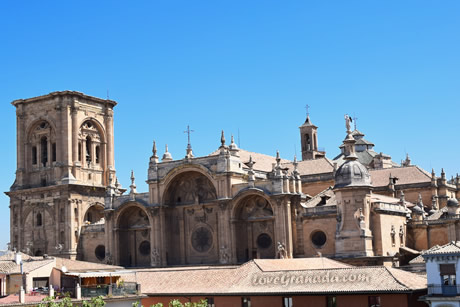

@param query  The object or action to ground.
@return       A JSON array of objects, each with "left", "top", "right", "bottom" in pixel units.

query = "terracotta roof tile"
[
  {"left": 136, "top": 259, "right": 426, "bottom": 295},
  {"left": 238, "top": 150, "right": 291, "bottom": 172},
  {"left": 253, "top": 258, "right": 351, "bottom": 271},
  {"left": 369, "top": 166, "right": 431, "bottom": 187},
  {"left": 0, "top": 258, "right": 54, "bottom": 274},
  {"left": 422, "top": 242, "right": 460, "bottom": 256},
  {"left": 54, "top": 257, "right": 124, "bottom": 272},
  {"left": 282, "top": 158, "right": 334, "bottom": 176}
]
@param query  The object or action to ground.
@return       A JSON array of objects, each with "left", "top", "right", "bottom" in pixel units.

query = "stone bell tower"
[
  {"left": 334, "top": 115, "right": 373, "bottom": 258},
  {"left": 299, "top": 113, "right": 325, "bottom": 161},
  {"left": 6, "top": 91, "right": 117, "bottom": 259}
]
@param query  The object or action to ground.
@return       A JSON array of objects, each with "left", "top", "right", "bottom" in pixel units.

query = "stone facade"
[{"left": 6, "top": 91, "right": 460, "bottom": 268}]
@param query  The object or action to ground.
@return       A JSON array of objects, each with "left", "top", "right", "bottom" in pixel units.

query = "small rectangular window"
[
  {"left": 368, "top": 296, "right": 381, "bottom": 307},
  {"left": 32, "top": 146, "right": 37, "bottom": 165},
  {"left": 205, "top": 298, "right": 215, "bottom": 307},
  {"left": 95, "top": 145, "right": 100, "bottom": 163},
  {"left": 52, "top": 143, "right": 56, "bottom": 162},
  {"left": 242, "top": 297, "right": 251, "bottom": 307},
  {"left": 283, "top": 297, "right": 293, "bottom": 307},
  {"left": 327, "top": 296, "right": 337, "bottom": 307}
]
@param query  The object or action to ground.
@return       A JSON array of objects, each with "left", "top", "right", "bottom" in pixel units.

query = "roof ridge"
[{"left": 384, "top": 267, "right": 410, "bottom": 290}]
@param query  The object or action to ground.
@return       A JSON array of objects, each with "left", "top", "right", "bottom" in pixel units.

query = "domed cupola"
[{"left": 334, "top": 115, "right": 371, "bottom": 189}]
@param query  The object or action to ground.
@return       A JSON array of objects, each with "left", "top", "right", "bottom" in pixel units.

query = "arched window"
[
  {"left": 36, "top": 212, "right": 42, "bottom": 227},
  {"left": 41, "top": 136, "right": 48, "bottom": 166},
  {"left": 52, "top": 143, "right": 56, "bottom": 162},
  {"left": 95, "top": 145, "right": 100, "bottom": 164},
  {"left": 86, "top": 136, "right": 92, "bottom": 163},
  {"left": 305, "top": 134, "right": 311, "bottom": 151},
  {"left": 32, "top": 146, "right": 37, "bottom": 165}
]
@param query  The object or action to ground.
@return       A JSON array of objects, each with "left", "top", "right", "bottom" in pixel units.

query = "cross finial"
[
  {"left": 352, "top": 115, "right": 358, "bottom": 130},
  {"left": 184, "top": 125, "right": 195, "bottom": 158},
  {"left": 184, "top": 125, "right": 194, "bottom": 147},
  {"left": 305, "top": 104, "right": 310, "bottom": 117}
]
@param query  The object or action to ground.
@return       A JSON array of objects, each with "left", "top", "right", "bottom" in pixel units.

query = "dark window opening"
[
  {"left": 32, "top": 146, "right": 37, "bottom": 165},
  {"left": 78, "top": 142, "right": 82, "bottom": 161},
  {"left": 86, "top": 136, "right": 92, "bottom": 163},
  {"left": 41, "top": 178, "right": 47, "bottom": 187},
  {"left": 95, "top": 145, "right": 100, "bottom": 163},
  {"left": 36, "top": 213, "right": 42, "bottom": 227},
  {"left": 305, "top": 134, "right": 311, "bottom": 151},
  {"left": 60, "top": 208, "right": 64, "bottom": 223},
  {"left": 256, "top": 233, "right": 272, "bottom": 249},
  {"left": 205, "top": 298, "right": 215, "bottom": 307},
  {"left": 139, "top": 241, "right": 151, "bottom": 255},
  {"left": 95, "top": 245, "right": 106, "bottom": 261},
  {"left": 368, "top": 296, "right": 381, "bottom": 307},
  {"left": 327, "top": 296, "right": 337, "bottom": 307},
  {"left": 52, "top": 143, "right": 56, "bottom": 162},
  {"left": 35, "top": 250, "right": 43, "bottom": 256},
  {"left": 41, "top": 136, "right": 48, "bottom": 167},
  {"left": 242, "top": 297, "right": 251, "bottom": 307},
  {"left": 60, "top": 231, "right": 65, "bottom": 244},
  {"left": 311, "top": 230, "right": 327, "bottom": 248}
]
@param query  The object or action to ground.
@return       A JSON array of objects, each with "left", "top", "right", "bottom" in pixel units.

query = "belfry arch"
[
  {"left": 233, "top": 194, "right": 276, "bottom": 262},
  {"left": 116, "top": 204, "right": 151, "bottom": 267}
]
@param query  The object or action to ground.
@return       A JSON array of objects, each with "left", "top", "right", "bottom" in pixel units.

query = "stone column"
[
  {"left": 104, "top": 110, "right": 114, "bottom": 170},
  {"left": 71, "top": 104, "right": 79, "bottom": 177}
]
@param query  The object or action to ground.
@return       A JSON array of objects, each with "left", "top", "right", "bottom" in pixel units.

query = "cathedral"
[{"left": 6, "top": 91, "right": 460, "bottom": 268}]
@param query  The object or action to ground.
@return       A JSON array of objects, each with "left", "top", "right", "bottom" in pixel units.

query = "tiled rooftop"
[
  {"left": 422, "top": 242, "right": 460, "bottom": 256},
  {"left": 135, "top": 258, "right": 426, "bottom": 295},
  {"left": 369, "top": 166, "right": 431, "bottom": 187}
]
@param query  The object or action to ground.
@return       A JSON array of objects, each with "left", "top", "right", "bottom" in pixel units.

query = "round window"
[
  {"left": 139, "top": 241, "right": 151, "bottom": 256},
  {"left": 95, "top": 245, "right": 105, "bottom": 261},
  {"left": 257, "top": 233, "right": 272, "bottom": 249},
  {"left": 311, "top": 230, "right": 327, "bottom": 248},
  {"left": 191, "top": 227, "right": 213, "bottom": 253}
]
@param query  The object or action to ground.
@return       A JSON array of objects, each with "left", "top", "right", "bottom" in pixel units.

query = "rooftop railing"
[{"left": 428, "top": 284, "right": 460, "bottom": 297}]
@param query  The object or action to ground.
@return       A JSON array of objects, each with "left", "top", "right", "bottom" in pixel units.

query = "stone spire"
[
  {"left": 129, "top": 170, "right": 137, "bottom": 200},
  {"left": 162, "top": 144, "right": 173, "bottom": 161},
  {"left": 220, "top": 130, "right": 226, "bottom": 147},
  {"left": 151, "top": 140, "right": 159, "bottom": 164},
  {"left": 229, "top": 134, "right": 239, "bottom": 151}
]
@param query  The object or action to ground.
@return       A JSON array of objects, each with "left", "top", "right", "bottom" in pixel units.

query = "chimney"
[{"left": 15, "top": 252, "right": 21, "bottom": 265}]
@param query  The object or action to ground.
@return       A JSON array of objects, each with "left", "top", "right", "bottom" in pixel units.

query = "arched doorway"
[
  {"left": 117, "top": 205, "right": 151, "bottom": 267},
  {"left": 84, "top": 204, "right": 104, "bottom": 224},
  {"left": 163, "top": 171, "right": 217, "bottom": 265},
  {"left": 234, "top": 195, "right": 276, "bottom": 262}
]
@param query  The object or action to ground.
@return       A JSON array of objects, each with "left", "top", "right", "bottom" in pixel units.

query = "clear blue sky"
[{"left": 0, "top": 1, "right": 459, "bottom": 250}]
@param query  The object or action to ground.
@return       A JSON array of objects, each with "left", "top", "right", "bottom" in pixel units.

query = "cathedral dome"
[
  {"left": 447, "top": 198, "right": 459, "bottom": 207},
  {"left": 334, "top": 160, "right": 372, "bottom": 189}
]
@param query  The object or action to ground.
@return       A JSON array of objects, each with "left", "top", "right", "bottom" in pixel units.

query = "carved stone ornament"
[
  {"left": 219, "top": 246, "right": 230, "bottom": 264},
  {"left": 151, "top": 248, "right": 161, "bottom": 266},
  {"left": 191, "top": 226, "right": 213, "bottom": 253}
]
